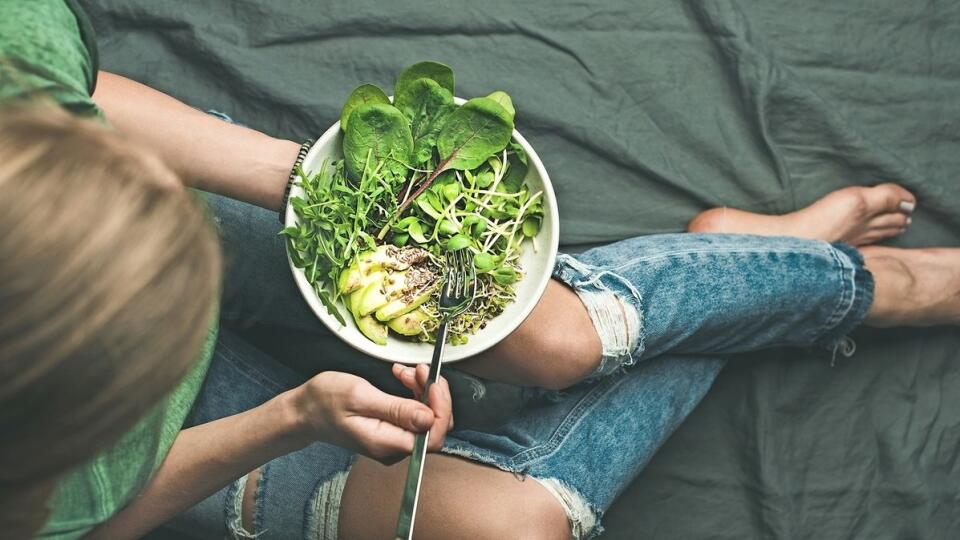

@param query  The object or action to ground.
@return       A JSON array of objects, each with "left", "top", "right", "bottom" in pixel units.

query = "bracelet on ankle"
[{"left": 278, "top": 139, "right": 314, "bottom": 223}]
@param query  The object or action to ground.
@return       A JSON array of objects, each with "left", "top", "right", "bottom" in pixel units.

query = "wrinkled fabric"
[{"left": 86, "top": 1, "right": 960, "bottom": 538}]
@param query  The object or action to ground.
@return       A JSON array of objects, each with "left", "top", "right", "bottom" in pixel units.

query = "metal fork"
[{"left": 395, "top": 249, "right": 476, "bottom": 540}]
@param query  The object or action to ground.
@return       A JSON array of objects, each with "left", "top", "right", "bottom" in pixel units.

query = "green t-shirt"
[
  {"left": 0, "top": 2, "right": 218, "bottom": 538},
  {"left": 0, "top": 0, "right": 98, "bottom": 116}
]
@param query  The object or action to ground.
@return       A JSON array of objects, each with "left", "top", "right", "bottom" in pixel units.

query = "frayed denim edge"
[
  {"left": 553, "top": 254, "right": 644, "bottom": 382},
  {"left": 225, "top": 474, "right": 263, "bottom": 539},
  {"left": 305, "top": 456, "right": 356, "bottom": 540}
]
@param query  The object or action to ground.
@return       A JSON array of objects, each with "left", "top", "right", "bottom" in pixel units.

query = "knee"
[
  {"left": 478, "top": 489, "right": 572, "bottom": 540},
  {"left": 522, "top": 323, "right": 602, "bottom": 391},
  {"left": 686, "top": 207, "right": 727, "bottom": 233}
]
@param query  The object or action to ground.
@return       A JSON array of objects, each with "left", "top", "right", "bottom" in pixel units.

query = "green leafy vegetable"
[
  {"left": 340, "top": 84, "right": 390, "bottom": 132},
  {"left": 342, "top": 103, "right": 413, "bottom": 180},
  {"left": 394, "top": 78, "right": 455, "bottom": 164},
  {"left": 395, "top": 61, "right": 455, "bottom": 100},
  {"left": 485, "top": 91, "right": 515, "bottom": 122},
  {"left": 437, "top": 97, "right": 514, "bottom": 170},
  {"left": 385, "top": 97, "right": 514, "bottom": 226}
]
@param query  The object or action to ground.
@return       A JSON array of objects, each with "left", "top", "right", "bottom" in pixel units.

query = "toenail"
[
  {"left": 906, "top": 217, "right": 912, "bottom": 225},
  {"left": 900, "top": 201, "right": 916, "bottom": 213}
]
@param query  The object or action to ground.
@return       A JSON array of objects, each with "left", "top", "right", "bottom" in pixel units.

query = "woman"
[{"left": 4, "top": 2, "right": 960, "bottom": 539}]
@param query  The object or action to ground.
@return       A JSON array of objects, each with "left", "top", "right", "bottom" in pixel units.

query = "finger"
[
  {"left": 352, "top": 387, "right": 434, "bottom": 432},
  {"left": 355, "top": 421, "right": 417, "bottom": 462},
  {"left": 415, "top": 364, "right": 430, "bottom": 389},
  {"left": 392, "top": 364, "right": 422, "bottom": 398},
  {"left": 426, "top": 378, "right": 454, "bottom": 451}
]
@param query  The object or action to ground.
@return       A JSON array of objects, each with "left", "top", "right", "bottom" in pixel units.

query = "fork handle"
[
  {"left": 394, "top": 321, "right": 449, "bottom": 540},
  {"left": 421, "top": 321, "right": 448, "bottom": 403}
]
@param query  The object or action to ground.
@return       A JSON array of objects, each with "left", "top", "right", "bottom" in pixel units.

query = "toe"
[
  {"left": 868, "top": 212, "right": 911, "bottom": 230},
  {"left": 856, "top": 227, "right": 906, "bottom": 246},
  {"left": 869, "top": 183, "right": 916, "bottom": 214}
]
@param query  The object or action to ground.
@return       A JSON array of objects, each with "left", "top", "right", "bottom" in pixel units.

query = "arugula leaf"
[
  {"left": 342, "top": 103, "right": 413, "bottom": 180},
  {"left": 394, "top": 61, "right": 455, "bottom": 100},
  {"left": 317, "top": 287, "right": 348, "bottom": 326},
  {"left": 340, "top": 84, "right": 390, "bottom": 132}
]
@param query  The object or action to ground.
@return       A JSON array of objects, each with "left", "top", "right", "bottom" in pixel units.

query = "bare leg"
[
  {"left": 688, "top": 183, "right": 916, "bottom": 245},
  {"left": 339, "top": 455, "right": 570, "bottom": 540},
  {"left": 458, "top": 280, "right": 603, "bottom": 390},
  {"left": 459, "top": 183, "right": 950, "bottom": 391},
  {"left": 685, "top": 183, "right": 960, "bottom": 326},
  {"left": 862, "top": 246, "right": 960, "bottom": 327}
]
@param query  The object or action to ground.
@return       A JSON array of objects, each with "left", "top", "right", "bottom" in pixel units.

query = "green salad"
[{"left": 283, "top": 61, "right": 544, "bottom": 345}]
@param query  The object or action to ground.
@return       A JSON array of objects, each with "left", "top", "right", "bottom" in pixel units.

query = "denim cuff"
[{"left": 815, "top": 242, "right": 875, "bottom": 350}]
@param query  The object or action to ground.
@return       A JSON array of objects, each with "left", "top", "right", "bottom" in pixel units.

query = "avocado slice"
[
  {"left": 356, "top": 314, "right": 388, "bottom": 345},
  {"left": 337, "top": 245, "right": 430, "bottom": 294},
  {"left": 375, "top": 286, "right": 434, "bottom": 322},
  {"left": 358, "top": 266, "right": 437, "bottom": 317},
  {"left": 347, "top": 288, "right": 364, "bottom": 320},
  {"left": 357, "top": 279, "right": 390, "bottom": 317},
  {"left": 387, "top": 309, "right": 432, "bottom": 336}
]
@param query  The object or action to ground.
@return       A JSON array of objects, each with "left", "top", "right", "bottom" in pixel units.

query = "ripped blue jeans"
[
  {"left": 168, "top": 115, "right": 874, "bottom": 539},
  {"left": 444, "top": 234, "right": 872, "bottom": 538}
]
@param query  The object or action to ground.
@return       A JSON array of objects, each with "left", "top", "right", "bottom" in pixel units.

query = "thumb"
[{"left": 353, "top": 389, "right": 435, "bottom": 432}]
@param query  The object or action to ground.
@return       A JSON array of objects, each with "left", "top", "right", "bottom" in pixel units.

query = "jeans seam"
[{"left": 814, "top": 246, "right": 857, "bottom": 337}]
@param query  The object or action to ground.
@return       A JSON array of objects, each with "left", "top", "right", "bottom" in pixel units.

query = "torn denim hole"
[
  {"left": 226, "top": 474, "right": 263, "bottom": 539},
  {"left": 532, "top": 477, "right": 601, "bottom": 540},
  {"left": 305, "top": 463, "right": 353, "bottom": 540},
  {"left": 553, "top": 254, "right": 643, "bottom": 381}
]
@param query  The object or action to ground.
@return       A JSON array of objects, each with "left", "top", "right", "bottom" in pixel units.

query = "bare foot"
[
  {"left": 863, "top": 246, "right": 960, "bottom": 327},
  {"left": 688, "top": 183, "right": 917, "bottom": 246}
]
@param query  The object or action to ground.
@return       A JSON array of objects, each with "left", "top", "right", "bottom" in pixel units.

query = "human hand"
[{"left": 289, "top": 368, "right": 453, "bottom": 463}]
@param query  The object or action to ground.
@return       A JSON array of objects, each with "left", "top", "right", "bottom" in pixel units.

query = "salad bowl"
[{"left": 285, "top": 97, "right": 559, "bottom": 364}]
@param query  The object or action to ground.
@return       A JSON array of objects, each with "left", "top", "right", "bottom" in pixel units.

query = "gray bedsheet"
[{"left": 87, "top": 1, "right": 960, "bottom": 537}]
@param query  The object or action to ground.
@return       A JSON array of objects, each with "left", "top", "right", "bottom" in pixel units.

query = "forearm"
[
  {"left": 86, "top": 391, "right": 307, "bottom": 540},
  {"left": 92, "top": 71, "right": 300, "bottom": 210}
]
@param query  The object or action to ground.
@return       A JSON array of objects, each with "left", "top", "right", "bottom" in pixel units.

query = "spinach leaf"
[
  {"left": 340, "top": 84, "right": 390, "bottom": 132},
  {"left": 395, "top": 78, "right": 455, "bottom": 165},
  {"left": 394, "top": 61, "right": 455, "bottom": 100},
  {"left": 437, "top": 97, "right": 514, "bottom": 170},
  {"left": 384, "top": 97, "right": 513, "bottom": 226},
  {"left": 485, "top": 91, "right": 515, "bottom": 122},
  {"left": 342, "top": 103, "right": 413, "bottom": 180}
]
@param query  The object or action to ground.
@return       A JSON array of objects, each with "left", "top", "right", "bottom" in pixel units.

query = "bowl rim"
[{"left": 284, "top": 98, "right": 559, "bottom": 364}]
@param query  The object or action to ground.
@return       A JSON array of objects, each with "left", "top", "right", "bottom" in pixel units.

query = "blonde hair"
[{"left": 0, "top": 104, "right": 222, "bottom": 536}]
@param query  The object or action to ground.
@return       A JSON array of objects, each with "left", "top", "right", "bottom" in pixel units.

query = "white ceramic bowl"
[{"left": 285, "top": 97, "right": 559, "bottom": 364}]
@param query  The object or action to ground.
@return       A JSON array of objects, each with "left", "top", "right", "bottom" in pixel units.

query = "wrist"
[
  {"left": 276, "top": 138, "right": 314, "bottom": 220},
  {"left": 269, "top": 387, "right": 316, "bottom": 451},
  {"left": 265, "top": 138, "right": 303, "bottom": 212}
]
